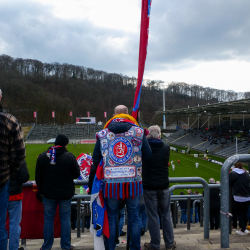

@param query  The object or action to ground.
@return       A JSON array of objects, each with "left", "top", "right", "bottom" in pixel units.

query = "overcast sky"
[{"left": 1, "top": 0, "right": 250, "bottom": 92}]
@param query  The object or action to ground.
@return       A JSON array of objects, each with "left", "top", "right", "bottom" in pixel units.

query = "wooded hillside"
[{"left": 1, "top": 54, "right": 249, "bottom": 125}]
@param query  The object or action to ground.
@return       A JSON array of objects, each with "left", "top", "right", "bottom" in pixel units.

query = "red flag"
[
  {"left": 104, "top": 112, "right": 107, "bottom": 118},
  {"left": 69, "top": 111, "right": 72, "bottom": 117},
  {"left": 52, "top": 111, "right": 55, "bottom": 118},
  {"left": 132, "top": 0, "right": 152, "bottom": 120},
  {"left": 87, "top": 111, "right": 90, "bottom": 117},
  {"left": 34, "top": 111, "right": 36, "bottom": 118}
]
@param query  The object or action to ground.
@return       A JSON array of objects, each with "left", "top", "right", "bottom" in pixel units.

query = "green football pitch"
[{"left": 25, "top": 144, "right": 224, "bottom": 195}]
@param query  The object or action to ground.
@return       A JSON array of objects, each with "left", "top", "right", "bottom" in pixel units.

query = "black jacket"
[
  {"left": 142, "top": 138, "right": 170, "bottom": 190},
  {"left": 35, "top": 146, "right": 80, "bottom": 200},
  {"left": 210, "top": 184, "right": 220, "bottom": 211},
  {"left": 229, "top": 169, "right": 250, "bottom": 197},
  {"left": 89, "top": 122, "right": 152, "bottom": 193},
  {"left": 179, "top": 200, "right": 187, "bottom": 209},
  {"left": 10, "top": 160, "right": 29, "bottom": 196}
]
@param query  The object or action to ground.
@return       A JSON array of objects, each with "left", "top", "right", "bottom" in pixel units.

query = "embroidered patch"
[
  {"left": 133, "top": 155, "right": 141, "bottom": 164},
  {"left": 127, "top": 158, "right": 133, "bottom": 164},
  {"left": 125, "top": 130, "right": 134, "bottom": 137},
  {"left": 109, "top": 137, "right": 133, "bottom": 164},
  {"left": 107, "top": 132, "right": 115, "bottom": 140},
  {"left": 133, "top": 146, "right": 139, "bottom": 153},
  {"left": 101, "top": 139, "right": 108, "bottom": 149},
  {"left": 116, "top": 133, "right": 125, "bottom": 137},
  {"left": 102, "top": 150, "right": 108, "bottom": 157},
  {"left": 104, "top": 166, "right": 136, "bottom": 179},
  {"left": 109, "top": 159, "right": 115, "bottom": 166},
  {"left": 132, "top": 138, "right": 142, "bottom": 146},
  {"left": 135, "top": 128, "right": 143, "bottom": 138},
  {"left": 137, "top": 167, "right": 142, "bottom": 177},
  {"left": 98, "top": 129, "right": 107, "bottom": 138}
]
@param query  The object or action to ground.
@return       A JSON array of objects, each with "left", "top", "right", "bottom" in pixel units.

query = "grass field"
[
  {"left": 26, "top": 143, "right": 224, "bottom": 195},
  {"left": 26, "top": 144, "right": 95, "bottom": 180}
]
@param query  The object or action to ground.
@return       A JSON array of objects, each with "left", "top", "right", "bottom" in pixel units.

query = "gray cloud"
[{"left": 1, "top": 0, "right": 250, "bottom": 79}]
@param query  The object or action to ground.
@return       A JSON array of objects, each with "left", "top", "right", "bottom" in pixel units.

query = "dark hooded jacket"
[
  {"left": 229, "top": 168, "right": 250, "bottom": 197},
  {"left": 10, "top": 160, "right": 29, "bottom": 196},
  {"left": 142, "top": 138, "right": 170, "bottom": 190},
  {"left": 35, "top": 146, "right": 80, "bottom": 200},
  {"left": 89, "top": 122, "right": 152, "bottom": 193}
]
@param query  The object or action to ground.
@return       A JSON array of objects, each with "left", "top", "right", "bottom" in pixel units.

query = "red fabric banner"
[
  {"left": 132, "top": 0, "right": 152, "bottom": 120},
  {"left": 52, "top": 111, "right": 55, "bottom": 118},
  {"left": 6, "top": 186, "right": 61, "bottom": 239},
  {"left": 87, "top": 111, "right": 90, "bottom": 117},
  {"left": 34, "top": 111, "right": 36, "bottom": 118}
]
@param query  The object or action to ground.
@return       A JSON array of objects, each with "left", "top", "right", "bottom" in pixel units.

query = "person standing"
[
  {"left": 0, "top": 90, "right": 26, "bottom": 250},
  {"left": 35, "top": 134, "right": 80, "bottom": 250},
  {"left": 8, "top": 160, "right": 29, "bottom": 250},
  {"left": 179, "top": 192, "right": 187, "bottom": 224},
  {"left": 90, "top": 105, "right": 152, "bottom": 250},
  {"left": 229, "top": 162, "right": 250, "bottom": 235},
  {"left": 209, "top": 178, "right": 220, "bottom": 229},
  {"left": 187, "top": 190, "right": 194, "bottom": 223},
  {"left": 142, "top": 125, "right": 176, "bottom": 250},
  {"left": 195, "top": 162, "right": 199, "bottom": 169}
]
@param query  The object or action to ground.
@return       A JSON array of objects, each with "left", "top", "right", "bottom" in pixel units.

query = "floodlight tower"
[{"left": 162, "top": 82, "right": 168, "bottom": 129}]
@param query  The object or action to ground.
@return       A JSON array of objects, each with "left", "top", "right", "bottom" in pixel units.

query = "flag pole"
[{"left": 132, "top": 0, "right": 152, "bottom": 121}]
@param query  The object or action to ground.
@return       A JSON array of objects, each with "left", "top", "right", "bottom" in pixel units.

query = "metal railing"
[{"left": 169, "top": 177, "right": 210, "bottom": 239}]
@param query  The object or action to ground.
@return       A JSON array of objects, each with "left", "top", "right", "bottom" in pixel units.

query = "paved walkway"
[{"left": 20, "top": 224, "right": 250, "bottom": 250}]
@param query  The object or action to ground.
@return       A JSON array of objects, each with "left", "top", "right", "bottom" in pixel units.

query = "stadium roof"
[{"left": 156, "top": 98, "right": 250, "bottom": 117}]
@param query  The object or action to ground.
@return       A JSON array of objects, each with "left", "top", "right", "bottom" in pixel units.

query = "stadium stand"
[
  {"left": 165, "top": 120, "right": 250, "bottom": 158},
  {"left": 26, "top": 124, "right": 103, "bottom": 142}
]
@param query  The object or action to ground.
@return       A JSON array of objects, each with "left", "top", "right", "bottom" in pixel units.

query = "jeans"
[
  {"left": 42, "top": 197, "right": 72, "bottom": 250},
  {"left": 139, "top": 204, "right": 147, "bottom": 229},
  {"left": 8, "top": 200, "right": 22, "bottom": 250},
  {"left": 119, "top": 207, "right": 125, "bottom": 234},
  {"left": 180, "top": 209, "right": 187, "bottom": 223},
  {"left": 105, "top": 196, "right": 140, "bottom": 250},
  {"left": 0, "top": 181, "right": 10, "bottom": 250},
  {"left": 195, "top": 206, "right": 199, "bottom": 223},
  {"left": 247, "top": 205, "right": 250, "bottom": 225},
  {"left": 235, "top": 200, "right": 249, "bottom": 232},
  {"left": 144, "top": 189, "right": 174, "bottom": 249}
]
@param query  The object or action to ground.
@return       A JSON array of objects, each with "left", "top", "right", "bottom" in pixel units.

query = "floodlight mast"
[{"left": 163, "top": 88, "right": 166, "bottom": 129}]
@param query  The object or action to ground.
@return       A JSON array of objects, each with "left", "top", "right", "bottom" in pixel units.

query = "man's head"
[
  {"left": 147, "top": 125, "right": 161, "bottom": 139},
  {"left": 188, "top": 189, "right": 192, "bottom": 194},
  {"left": 216, "top": 181, "right": 220, "bottom": 184},
  {"left": 114, "top": 105, "right": 128, "bottom": 116},
  {"left": 55, "top": 134, "right": 69, "bottom": 147},
  {"left": 209, "top": 178, "right": 215, "bottom": 184},
  {"left": 194, "top": 191, "right": 198, "bottom": 195}
]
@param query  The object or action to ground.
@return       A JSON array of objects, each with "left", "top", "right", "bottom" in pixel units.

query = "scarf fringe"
[{"left": 103, "top": 181, "right": 142, "bottom": 199}]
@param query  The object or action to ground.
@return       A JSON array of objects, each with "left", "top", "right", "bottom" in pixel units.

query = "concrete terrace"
[{"left": 20, "top": 223, "right": 250, "bottom": 250}]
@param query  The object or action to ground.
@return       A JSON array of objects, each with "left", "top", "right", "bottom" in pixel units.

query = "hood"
[
  {"left": 233, "top": 168, "right": 246, "bottom": 175},
  {"left": 108, "top": 122, "right": 133, "bottom": 134},
  {"left": 148, "top": 138, "right": 163, "bottom": 153}
]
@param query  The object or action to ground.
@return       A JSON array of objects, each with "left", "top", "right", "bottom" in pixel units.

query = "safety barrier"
[{"left": 169, "top": 177, "right": 210, "bottom": 239}]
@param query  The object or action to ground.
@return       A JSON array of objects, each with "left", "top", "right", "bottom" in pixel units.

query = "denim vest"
[{"left": 97, "top": 126, "right": 143, "bottom": 199}]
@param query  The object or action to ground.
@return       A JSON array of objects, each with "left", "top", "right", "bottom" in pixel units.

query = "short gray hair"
[
  {"left": 147, "top": 125, "right": 161, "bottom": 139},
  {"left": 209, "top": 178, "right": 215, "bottom": 184}
]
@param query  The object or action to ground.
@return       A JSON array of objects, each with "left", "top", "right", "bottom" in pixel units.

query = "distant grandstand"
[
  {"left": 158, "top": 98, "right": 250, "bottom": 158},
  {"left": 26, "top": 124, "right": 103, "bottom": 142}
]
